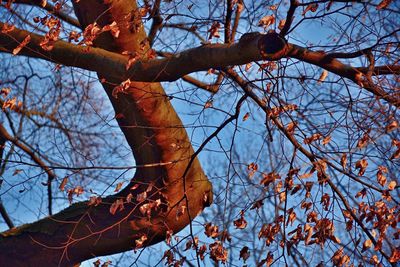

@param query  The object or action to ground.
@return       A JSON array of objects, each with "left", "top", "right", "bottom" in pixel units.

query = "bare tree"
[{"left": 0, "top": 0, "right": 399, "bottom": 266}]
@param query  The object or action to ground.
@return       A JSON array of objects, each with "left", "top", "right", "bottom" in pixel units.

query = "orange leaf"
[
  {"left": 357, "top": 130, "right": 370, "bottom": 149},
  {"left": 340, "top": 153, "right": 347, "bottom": 169},
  {"left": 135, "top": 234, "right": 147, "bottom": 249},
  {"left": 0, "top": 87, "right": 11, "bottom": 97},
  {"left": 362, "top": 239, "right": 373, "bottom": 252},
  {"left": 59, "top": 177, "right": 68, "bottom": 191},
  {"left": 355, "top": 159, "right": 368, "bottom": 176},
  {"left": 299, "top": 172, "right": 312, "bottom": 179},
  {"left": 102, "top": 21, "right": 120, "bottom": 38},
  {"left": 258, "top": 15, "right": 275, "bottom": 29},
  {"left": 386, "top": 120, "right": 398, "bottom": 132},
  {"left": 317, "top": 70, "right": 328, "bottom": 84},
  {"left": 126, "top": 193, "right": 133, "bottom": 203},
  {"left": 376, "top": 170, "right": 386, "bottom": 186},
  {"left": 88, "top": 196, "right": 101, "bottom": 206},
  {"left": 304, "top": 133, "right": 322, "bottom": 144},
  {"left": 388, "top": 180, "right": 396, "bottom": 190},
  {"left": 114, "top": 182, "right": 123, "bottom": 192},
  {"left": 355, "top": 188, "right": 367, "bottom": 198},
  {"left": 389, "top": 248, "right": 400, "bottom": 263},
  {"left": 390, "top": 148, "right": 400, "bottom": 159},
  {"left": 302, "top": 3, "right": 318, "bottom": 16},
  {"left": 242, "top": 112, "right": 250, "bottom": 121},
  {"left": 322, "top": 135, "right": 331, "bottom": 145},
  {"left": 204, "top": 100, "right": 213, "bottom": 109},
  {"left": 204, "top": 222, "right": 219, "bottom": 238},
  {"left": 109, "top": 199, "right": 124, "bottom": 215},
  {"left": 208, "top": 22, "right": 221, "bottom": 39},
  {"left": 260, "top": 171, "right": 280, "bottom": 186},
  {"left": 247, "top": 162, "right": 258, "bottom": 178},
  {"left": 287, "top": 209, "right": 297, "bottom": 226},
  {"left": 1, "top": 23, "right": 15, "bottom": 34},
  {"left": 136, "top": 191, "right": 147, "bottom": 202},
  {"left": 286, "top": 121, "right": 297, "bottom": 134},
  {"left": 233, "top": 211, "right": 247, "bottom": 229},
  {"left": 266, "top": 252, "right": 273, "bottom": 267},
  {"left": 239, "top": 246, "right": 250, "bottom": 262},
  {"left": 245, "top": 63, "right": 252, "bottom": 72},
  {"left": 269, "top": 5, "right": 277, "bottom": 10},
  {"left": 376, "top": 0, "right": 392, "bottom": 10}
]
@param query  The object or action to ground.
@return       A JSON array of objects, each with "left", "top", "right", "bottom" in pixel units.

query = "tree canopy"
[{"left": 0, "top": 0, "right": 399, "bottom": 266}]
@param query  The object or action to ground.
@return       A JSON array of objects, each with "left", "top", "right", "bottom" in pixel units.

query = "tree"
[{"left": 0, "top": 0, "right": 398, "bottom": 266}]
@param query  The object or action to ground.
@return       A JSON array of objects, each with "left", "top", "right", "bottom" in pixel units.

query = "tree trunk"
[{"left": 0, "top": 0, "right": 212, "bottom": 266}]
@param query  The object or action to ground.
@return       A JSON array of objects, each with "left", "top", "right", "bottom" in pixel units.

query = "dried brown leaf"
[
  {"left": 317, "top": 70, "right": 328, "bottom": 84},
  {"left": 376, "top": 0, "right": 392, "bottom": 10},
  {"left": 59, "top": 177, "right": 68, "bottom": 191},
  {"left": 258, "top": 15, "right": 275, "bottom": 28}
]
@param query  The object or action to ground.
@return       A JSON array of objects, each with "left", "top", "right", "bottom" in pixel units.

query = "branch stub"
[{"left": 258, "top": 31, "right": 288, "bottom": 60}]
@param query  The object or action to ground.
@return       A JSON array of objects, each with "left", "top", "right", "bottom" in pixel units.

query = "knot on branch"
[{"left": 258, "top": 31, "right": 288, "bottom": 60}]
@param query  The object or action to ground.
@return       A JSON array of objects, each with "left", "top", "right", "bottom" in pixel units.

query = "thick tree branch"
[
  {"left": 287, "top": 44, "right": 400, "bottom": 107},
  {"left": 0, "top": 23, "right": 398, "bottom": 105},
  {"left": 0, "top": 0, "right": 213, "bottom": 265}
]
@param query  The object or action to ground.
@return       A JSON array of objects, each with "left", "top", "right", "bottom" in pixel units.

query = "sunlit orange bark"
[{"left": 0, "top": 0, "right": 212, "bottom": 266}]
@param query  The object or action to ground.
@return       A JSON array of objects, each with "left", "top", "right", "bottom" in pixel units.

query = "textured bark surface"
[
  {"left": 0, "top": 0, "right": 212, "bottom": 266},
  {"left": 1, "top": 23, "right": 397, "bottom": 108}
]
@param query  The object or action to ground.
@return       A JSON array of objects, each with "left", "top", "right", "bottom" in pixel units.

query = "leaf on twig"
[
  {"left": 302, "top": 4, "right": 318, "bottom": 16},
  {"left": 317, "top": 70, "right": 328, "bottom": 84},
  {"left": 208, "top": 22, "right": 221, "bottom": 39},
  {"left": 355, "top": 159, "right": 368, "bottom": 176},
  {"left": 385, "top": 120, "right": 398, "bottom": 132},
  {"left": 258, "top": 15, "right": 275, "bottom": 29},
  {"left": 322, "top": 135, "right": 331, "bottom": 145},
  {"left": 239, "top": 246, "right": 250, "bottom": 262},
  {"left": 1, "top": 23, "right": 15, "bottom": 34},
  {"left": 304, "top": 133, "right": 322, "bottom": 144},
  {"left": 109, "top": 199, "right": 124, "bottom": 215},
  {"left": 114, "top": 182, "right": 123, "bottom": 192},
  {"left": 388, "top": 180, "right": 396, "bottom": 190},
  {"left": 286, "top": 121, "right": 297, "bottom": 135},
  {"left": 357, "top": 130, "right": 370, "bottom": 149},
  {"left": 59, "top": 177, "right": 68, "bottom": 191},
  {"left": 376, "top": 0, "right": 392, "bottom": 10},
  {"left": 233, "top": 210, "right": 247, "bottom": 229},
  {"left": 242, "top": 112, "right": 250, "bottom": 121}
]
